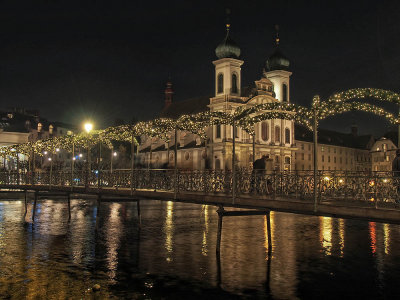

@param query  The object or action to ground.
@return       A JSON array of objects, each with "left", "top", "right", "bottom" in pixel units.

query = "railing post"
[
  {"left": 313, "top": 107, "right": 319, "bottom": 212},
  {"left": 131, "top": 135, "right": 135, "bottom": 195},
  {"left": 174, "top": 128, "right": 178, "bottom": 199},
  {"left": 49, "top": 153, "right": 53, "bottom": 189},
  {"left": 232, "top": 121, "right": 236, "bottom": 204}
]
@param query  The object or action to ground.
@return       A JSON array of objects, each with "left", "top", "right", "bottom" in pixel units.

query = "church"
[
  {"left": 137, "top": 23, "right": 296, "bottom": 171},
  {"left": 137, "top": 24, "right": 375, "bottom": 172}
]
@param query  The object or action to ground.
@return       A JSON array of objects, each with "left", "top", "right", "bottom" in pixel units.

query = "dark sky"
[{"left": 1, "top": 0, "right": 400, "bottom": 136}]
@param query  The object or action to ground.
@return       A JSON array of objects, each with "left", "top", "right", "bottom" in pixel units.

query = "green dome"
[
  {"left": 265, "top": 48, "right": 290, "bottom": 71},
  {"left": 215, "top": 27, "right": 241, "bottom": 59}
]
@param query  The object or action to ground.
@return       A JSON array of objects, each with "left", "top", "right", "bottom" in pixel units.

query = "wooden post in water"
[
  {"left": 266, "top": 210, "right": 272, "bottom": 255},
  {"left": 95, "top": 194, "right": 101, "bottom": 230},
  {"left": 32, "top": 191, "right": 38, "bottom": 222},
  {"left": 24, "top": 190, "right": 27, "bottom": 216},
  {"left": 216, "top": 205, "right": 225, "bottom": 254},
  {"left": 137, "top": 200, "right": 142, "bottom": 228},
  {"left": 67, "top": 193, "right": 71, "bottom": 221}
]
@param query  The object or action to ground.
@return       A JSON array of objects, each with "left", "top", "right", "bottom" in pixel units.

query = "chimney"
[
  {"left": 351, "top": 124, "right": 358, "bottom": 137},
  {"left": 164, "top": 80, "right": 173, "bottom": 109}
]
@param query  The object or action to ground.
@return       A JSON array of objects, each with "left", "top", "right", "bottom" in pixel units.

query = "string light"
[{"left": 1, "top": 88, "right": 399, "bottom": 158}]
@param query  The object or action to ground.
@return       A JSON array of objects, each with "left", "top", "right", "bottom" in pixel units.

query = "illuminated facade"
[
  {"left": 139, "top": 24, "right": 296, "bottom": 170},
  {"left": 138, "top": 25, "right": 395, "bottom": 172}
]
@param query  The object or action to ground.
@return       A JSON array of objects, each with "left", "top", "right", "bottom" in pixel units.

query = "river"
[{"left": 0, "top": 198, "right": 399, "bottom": 299}]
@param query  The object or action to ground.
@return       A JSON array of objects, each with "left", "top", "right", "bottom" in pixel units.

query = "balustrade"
[{"left": 0, "top": 169, "right": 399, "bottom": 204}]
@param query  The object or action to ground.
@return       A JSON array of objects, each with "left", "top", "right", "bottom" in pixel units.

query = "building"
[
  {"left": 0, "top": 108, "right": 75, "bottom": 170},
  {"left": 137, "top": 23, "right": 394, "bottom": 172},
  {"left": 139, "top": 23, "right": 296, "bottom": 170},
  {"left": 295, "top": 125, "right": 374, "bottom": 171},
  {"left": 370, "top": 137, "right": 397, "bottom": 171}
]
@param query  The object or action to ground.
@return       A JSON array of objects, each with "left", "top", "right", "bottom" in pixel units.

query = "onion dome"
[
  {"left": 215, "top": 24, "right": 241, "bottom": 59},
  {"left": 265, "top": 49, "right": 290, "bottom": 71},
  {"left": 265, "top": 25, "right": 290, "bottom": 71}
]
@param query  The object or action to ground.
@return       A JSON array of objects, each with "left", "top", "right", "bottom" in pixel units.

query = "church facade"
[
  {"left": 137, "top": 24, "right": 382, "bottom": 172},
  {"left": 138, "top": 24, "right": 297, "bottom": 171}
]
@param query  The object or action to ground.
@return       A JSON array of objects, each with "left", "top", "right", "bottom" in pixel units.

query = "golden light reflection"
[
  {"left": 201, "top": 205, "right": 208, "bottom": 256},
  {"left": 263, "top": 212, "right": 275, "bottom": 260},
  {"left": 339, "top": 219, "right": 345, "bottom": 257},
  {"left": 383, "top": 223, "right": 390, "bottom": 255},
  {"left": 369, "top": 222, "right": 376, "bottom": 254},
  {"left": 164, "top": 201, "right": 174, "bottom": 259},
  {"left": 319, "top": 217, "right": 332, "bottom": 256},
  {"left": 106, "top": 203, "right": 122, "bottom": 281}
]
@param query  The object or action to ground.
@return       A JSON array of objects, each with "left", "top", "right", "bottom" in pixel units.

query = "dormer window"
[{"left": 37, "top": 123, "right": 42, "bottom": 132}]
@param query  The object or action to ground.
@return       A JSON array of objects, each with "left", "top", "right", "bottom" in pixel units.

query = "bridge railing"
[{"left": 1, "top": 169, "right": 400, "bottom": 204}]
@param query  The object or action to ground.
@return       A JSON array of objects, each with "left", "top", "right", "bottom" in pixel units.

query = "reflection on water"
[
  {"left": 0, "top": 199, "right": 399, "bottom": 299},
  {"left": 320, "top": 216, "right": 333, "bottom": 256}
]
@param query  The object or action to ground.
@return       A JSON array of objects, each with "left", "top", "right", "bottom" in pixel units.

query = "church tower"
[
  {"left": 264, "top": 25, "right": 292, "bottom": 103},
  {"left": 212, "top": 23, "right": 244, "bottom": 97},
  {"left": 164, "top": 79, "right": 173, "bottom": 110}
]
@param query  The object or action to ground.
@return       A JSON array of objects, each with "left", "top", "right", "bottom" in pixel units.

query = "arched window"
[
  {"left": 261, "top": 122, "right": 269, "bottom": 141},
  {"left": 285, "top": 128, "right": 290, "bottom": 144},
  {"left": 275, "top": 126, "right": 280, "bottom": 143},
  {"left": 217, "top": 74, "right": 224, "bottom": 94},
  {"left": 282, "top": 83, "right": 288, "bottom": 102},
  {"left": 232, "top": 73, "right": 238, "bottom": 93}
]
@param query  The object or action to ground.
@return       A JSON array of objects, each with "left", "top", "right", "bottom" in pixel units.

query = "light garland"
[{"left": 1, "top": 88, "right": 399, "bottom": 158}]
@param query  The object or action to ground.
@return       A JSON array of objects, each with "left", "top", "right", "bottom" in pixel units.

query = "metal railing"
[{"left": 1, "top": 169, "right": 400, "bottom": 205}]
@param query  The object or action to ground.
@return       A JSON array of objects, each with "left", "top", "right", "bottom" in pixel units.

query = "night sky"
[{"left": 1, "top": 0, "right": 400, "bottom": 136}]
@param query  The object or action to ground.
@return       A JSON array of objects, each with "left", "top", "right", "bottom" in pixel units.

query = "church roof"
[
  {"left": 159, "top": 96, "right": 210, "bottom": 119},
  {"left": 295, "top": 124, "right": 375, "bottom": 150}
]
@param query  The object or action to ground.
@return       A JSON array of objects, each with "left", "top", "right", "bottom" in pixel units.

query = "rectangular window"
[
  {"left": 308, "top": 144, "right": 311, "bottom": 151},
  {"left": 340, "top": 157, "right": 342, "bottom": 163},
  {"left": 216, "top": 124, "right": 221, "bottom": 139},
  {"left": 334, "top": 157, "right": 336, "bottom": 163},
  {"left": 301, "top": 144, "right": 304, "bottom": 150},
  {"left": 301, "top": 153, "right": 304, "bottom": 160},
  {"left": 322, "top": 155, "right": 324, "bottom": 162},
  {"left": 328, "top": 156, "right": 331, "bottom": 163},
  {"left": 308, "top": 154, "right": 311, "bottom": 161}
]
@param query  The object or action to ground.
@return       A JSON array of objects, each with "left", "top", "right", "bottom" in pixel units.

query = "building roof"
[
  {"left": 0, "top": 110, "right": 76, "bottom": 133},
  {"left": 159, "top": 96, "right": 210, "bottom": 119},
  {"left": 295, "top": 124, "right": 374, "bottom": 150},
  {"left": 383, "top": 131, "right": 398, "bottom": 147},
  {"left": 215, "top": 25, "right": 241, "bottom": 59}
]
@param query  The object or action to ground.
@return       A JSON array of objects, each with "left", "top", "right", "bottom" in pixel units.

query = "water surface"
[{"left": 0, "top": 198, "right": 399, "bottom": 299}]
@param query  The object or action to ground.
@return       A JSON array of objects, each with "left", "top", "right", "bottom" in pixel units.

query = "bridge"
[
  {"left": 2, "top": 168, "right": 400, "bottom": 253},
  {"left": 1, "top": 168, "right": 400, "bottom": 221}
]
